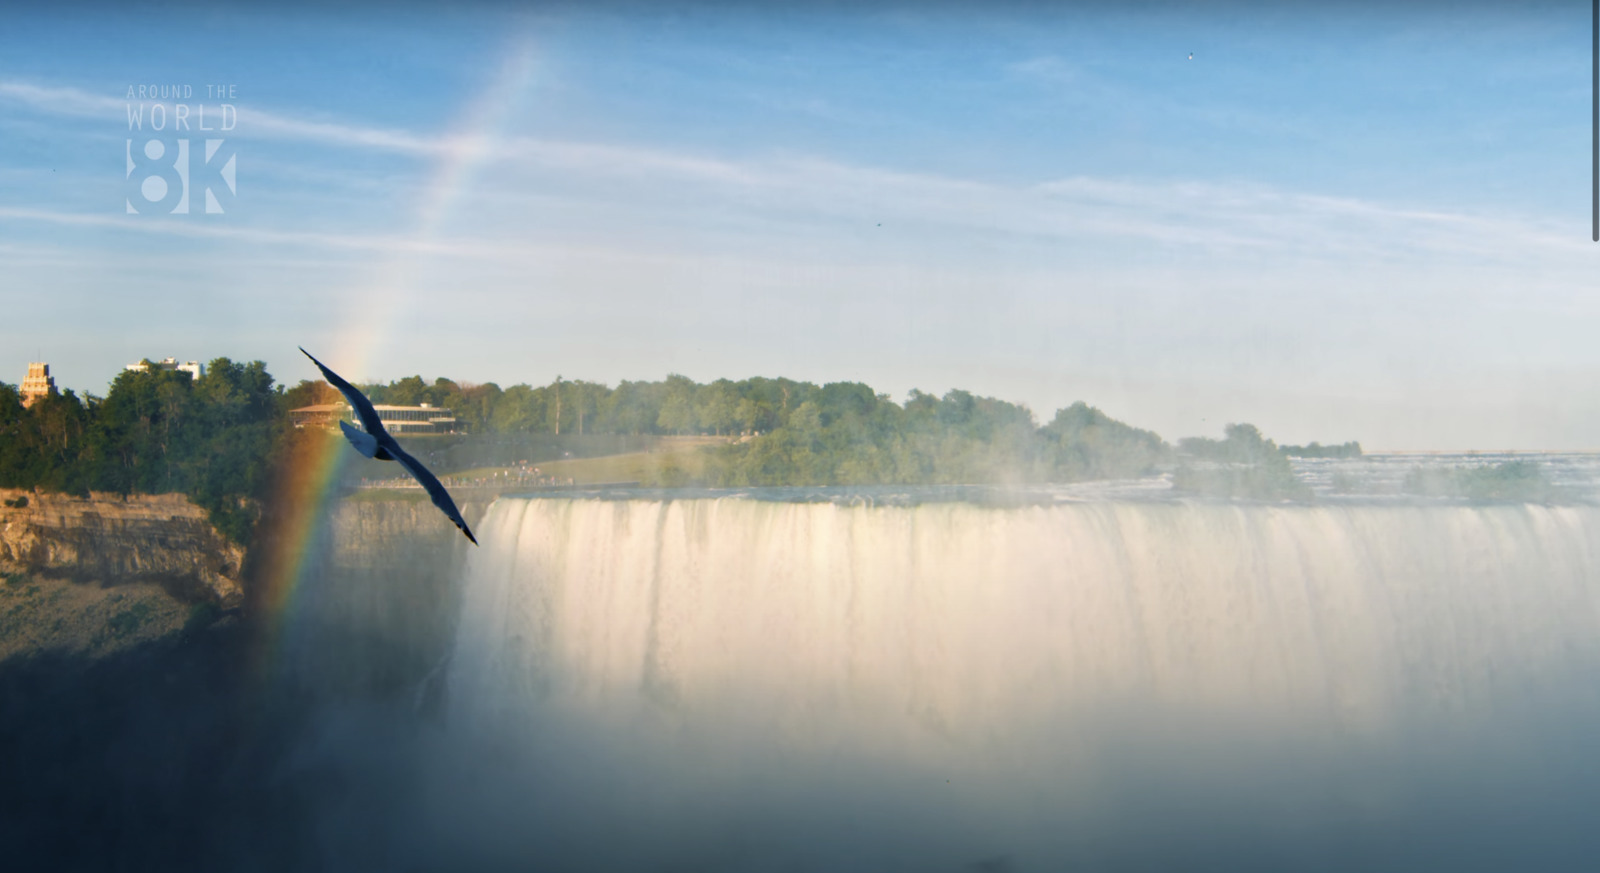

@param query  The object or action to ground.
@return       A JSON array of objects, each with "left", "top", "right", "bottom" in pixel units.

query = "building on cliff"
[
  {"left": 125, "top": 357, "right": 205, "bottom": 379},
  {"left": 20, "top": 362, "right": 57, "bottom": 408},
  {"left": 290, "top": 401, "right": 459, "bottom": 434}
]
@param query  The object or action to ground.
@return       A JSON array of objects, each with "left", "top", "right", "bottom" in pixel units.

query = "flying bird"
[{"left": 300, "top": 347, "right": 477, "bottom": 545}]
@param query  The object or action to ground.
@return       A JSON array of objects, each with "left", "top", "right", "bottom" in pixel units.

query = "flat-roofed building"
[
  {"left": 288, "top": 403, "right": 351, "bottom": 430},
  {"left": 290, "top": 401, "right": 458, "bottom": 434},
  {"left": 20, "top": 362, "right": 56, "bottom": 408}
]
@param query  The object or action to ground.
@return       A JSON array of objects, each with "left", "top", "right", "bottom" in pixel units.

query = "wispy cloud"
[
  {"left": 0, "top": 205, "right": 481, "bottom": 255},
  {"left": 0, "top": 205, "right": 778, "bottom": 273},
  {"left": 0, "top": 81, "right": 119, "bottom": 117},
  {"left": 0, "top": 81, "right": 441, "bottom": 154},
  {"left": 1, "top": 78, "right": 1582, "bottom": 264},
  {"left": 1, "top": 79, "right": 760, "bottom": 181},
  {"left": 1030, "top": 176, "right": 1584, "bottom": 257}
]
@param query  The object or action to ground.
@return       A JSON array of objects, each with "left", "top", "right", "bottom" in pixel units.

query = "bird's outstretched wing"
[
  {"left": 300, "top": 347, "right": 388, "bottom": 439},
  {"left": 390, "top": 444, "right": 478, "bottom": 546},
  {"left": 338, "top": 419, "right": 383, "bottom": 459},
  {"left": 301, "top": 346, "right": 475, "bottom": 545}
]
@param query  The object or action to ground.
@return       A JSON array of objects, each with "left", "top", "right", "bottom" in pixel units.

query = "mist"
[{"left": 257, "top": 496, "right": 1600, "bottom": 872}]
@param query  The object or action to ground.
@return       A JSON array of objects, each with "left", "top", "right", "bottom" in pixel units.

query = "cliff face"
[
  {"left": 0, "top": 485, "right": 486, "bottom": 686},
  {"left": 272, "top": 494, "right": 488, "bottom": 695},
  {"left": 323, "top": 495, "right": 487, "bottom": 575},
  {"left": 0, "top": 489, "right": 244, "bottom": 608}
]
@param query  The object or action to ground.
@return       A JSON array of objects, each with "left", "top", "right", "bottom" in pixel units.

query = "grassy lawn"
[
  {"left": 521, "top": 447, "right": 711, "bottom": 485},
  {"left": 353, "top": 441, "right": 717, "bottom": 498}
]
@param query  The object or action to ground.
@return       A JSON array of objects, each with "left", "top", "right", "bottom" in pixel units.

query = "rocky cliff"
[
  {"left": 323, "top": 493, "right": 488, "bottom": 575},
  {"left": 0, "top": 485, "right": 488, "bottom": 686},
  {"left": 0, "top": 488, "right": 244, "bottom": 607},
  {"left": 273, "top": 493, "right": 489, "bottom": 695}
]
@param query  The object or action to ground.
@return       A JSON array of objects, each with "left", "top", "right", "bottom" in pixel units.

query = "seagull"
[{"left": 300, "top": 347, "right": 477, "bottom": 545}]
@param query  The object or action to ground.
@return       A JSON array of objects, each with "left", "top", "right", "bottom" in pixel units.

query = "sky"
[{"left": 0, "top": 0, "right": 1594, "bottom": 449}]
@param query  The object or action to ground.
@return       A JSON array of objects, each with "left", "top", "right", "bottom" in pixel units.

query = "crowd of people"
[{"left": 359, "top": 463, "right": 576, "bottom": 491}]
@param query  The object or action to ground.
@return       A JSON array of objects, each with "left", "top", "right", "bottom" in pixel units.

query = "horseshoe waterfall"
[{"left": 405, "top": 496, "right": 1600, "bottom": 871}]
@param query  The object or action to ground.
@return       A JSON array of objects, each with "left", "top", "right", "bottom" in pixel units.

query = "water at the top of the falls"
[
  {"left": 492, "top": 451, "right": 1600, "bottom": 506},
  {"left": 452, "top": 496, "right": 1600, "bottom": 738}
]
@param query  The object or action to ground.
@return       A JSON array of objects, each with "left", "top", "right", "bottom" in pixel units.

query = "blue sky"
[{"left": 0, "top": 2, "right": 1594, "bottom": 448}]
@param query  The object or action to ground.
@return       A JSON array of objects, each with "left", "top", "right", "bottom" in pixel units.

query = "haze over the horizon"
[{"left": 0, "top": 2, "right": 1593, "bottom": 450}]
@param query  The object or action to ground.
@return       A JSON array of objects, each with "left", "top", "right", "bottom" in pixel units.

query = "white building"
[
  {"left": 126, "top": 357, "right": 205, "bottom": 379},
  {"left": 289, "top": 401, "right": 458, "bottom": 434}
]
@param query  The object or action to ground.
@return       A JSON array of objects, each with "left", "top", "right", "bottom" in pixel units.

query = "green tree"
[
  {"left": 490, "top": 384, "right": 546, "bottom": 433},
  {"left": 1173, "top": 422, "right": 1307, "bottom": 500},
  {"left": 656, "top": 374, "right": 698, "bottom": 434},
  {"left": 282, "top": 379, "right": 342, "bottom": 409},
  {"left": 599, "top": 381, "right": 662, "bottom": 435},
  {"left": 1041, "top": 401, "right": 1168, "bottom": 480},
  {"left": 385, "top": 375, "right": 429, "bottom": 406},
  {"left": 452, "top": 382, "right": 502, "bottom": 434},
  {"left": 563, "top": 380, "right": 607, "bottom": 435},
  {"left": 696, "top": 380, "right": 739, "bottom": 436}
]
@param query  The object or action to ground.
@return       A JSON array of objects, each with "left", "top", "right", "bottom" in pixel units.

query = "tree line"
[
  {"left": 1171, "top": 423, "right": 1311, "bottom": 500},
  {"left": 284, "top": 372, "right": 1173, "bottom": 486},
  {"left": 4, "top": 359, "right": 1342, "bottom": 542}
]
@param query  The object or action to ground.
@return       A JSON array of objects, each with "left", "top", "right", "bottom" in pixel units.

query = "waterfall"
[{"left": 427, "top": 497, "right": 1600, "bottom": 871}]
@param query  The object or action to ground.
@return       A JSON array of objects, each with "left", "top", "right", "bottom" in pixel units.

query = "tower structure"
[{"left": 20, "top": 362, "right": 56, "bottom": 408}]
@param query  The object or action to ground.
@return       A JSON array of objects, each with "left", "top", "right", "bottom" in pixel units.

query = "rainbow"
[
  {"left": 251, "top": 36, "right": 542, "bottom": 673},
  {"left": 345, "top": 37, "right": 543, "bottom": 359},
  {"left": 249, "top": 426, "right": 348, "bottom": 675}
]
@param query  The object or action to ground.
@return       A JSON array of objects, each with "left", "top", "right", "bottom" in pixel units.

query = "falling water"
[{"left": 421, "top": 497, "right": 1600, "bottom": 871}]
